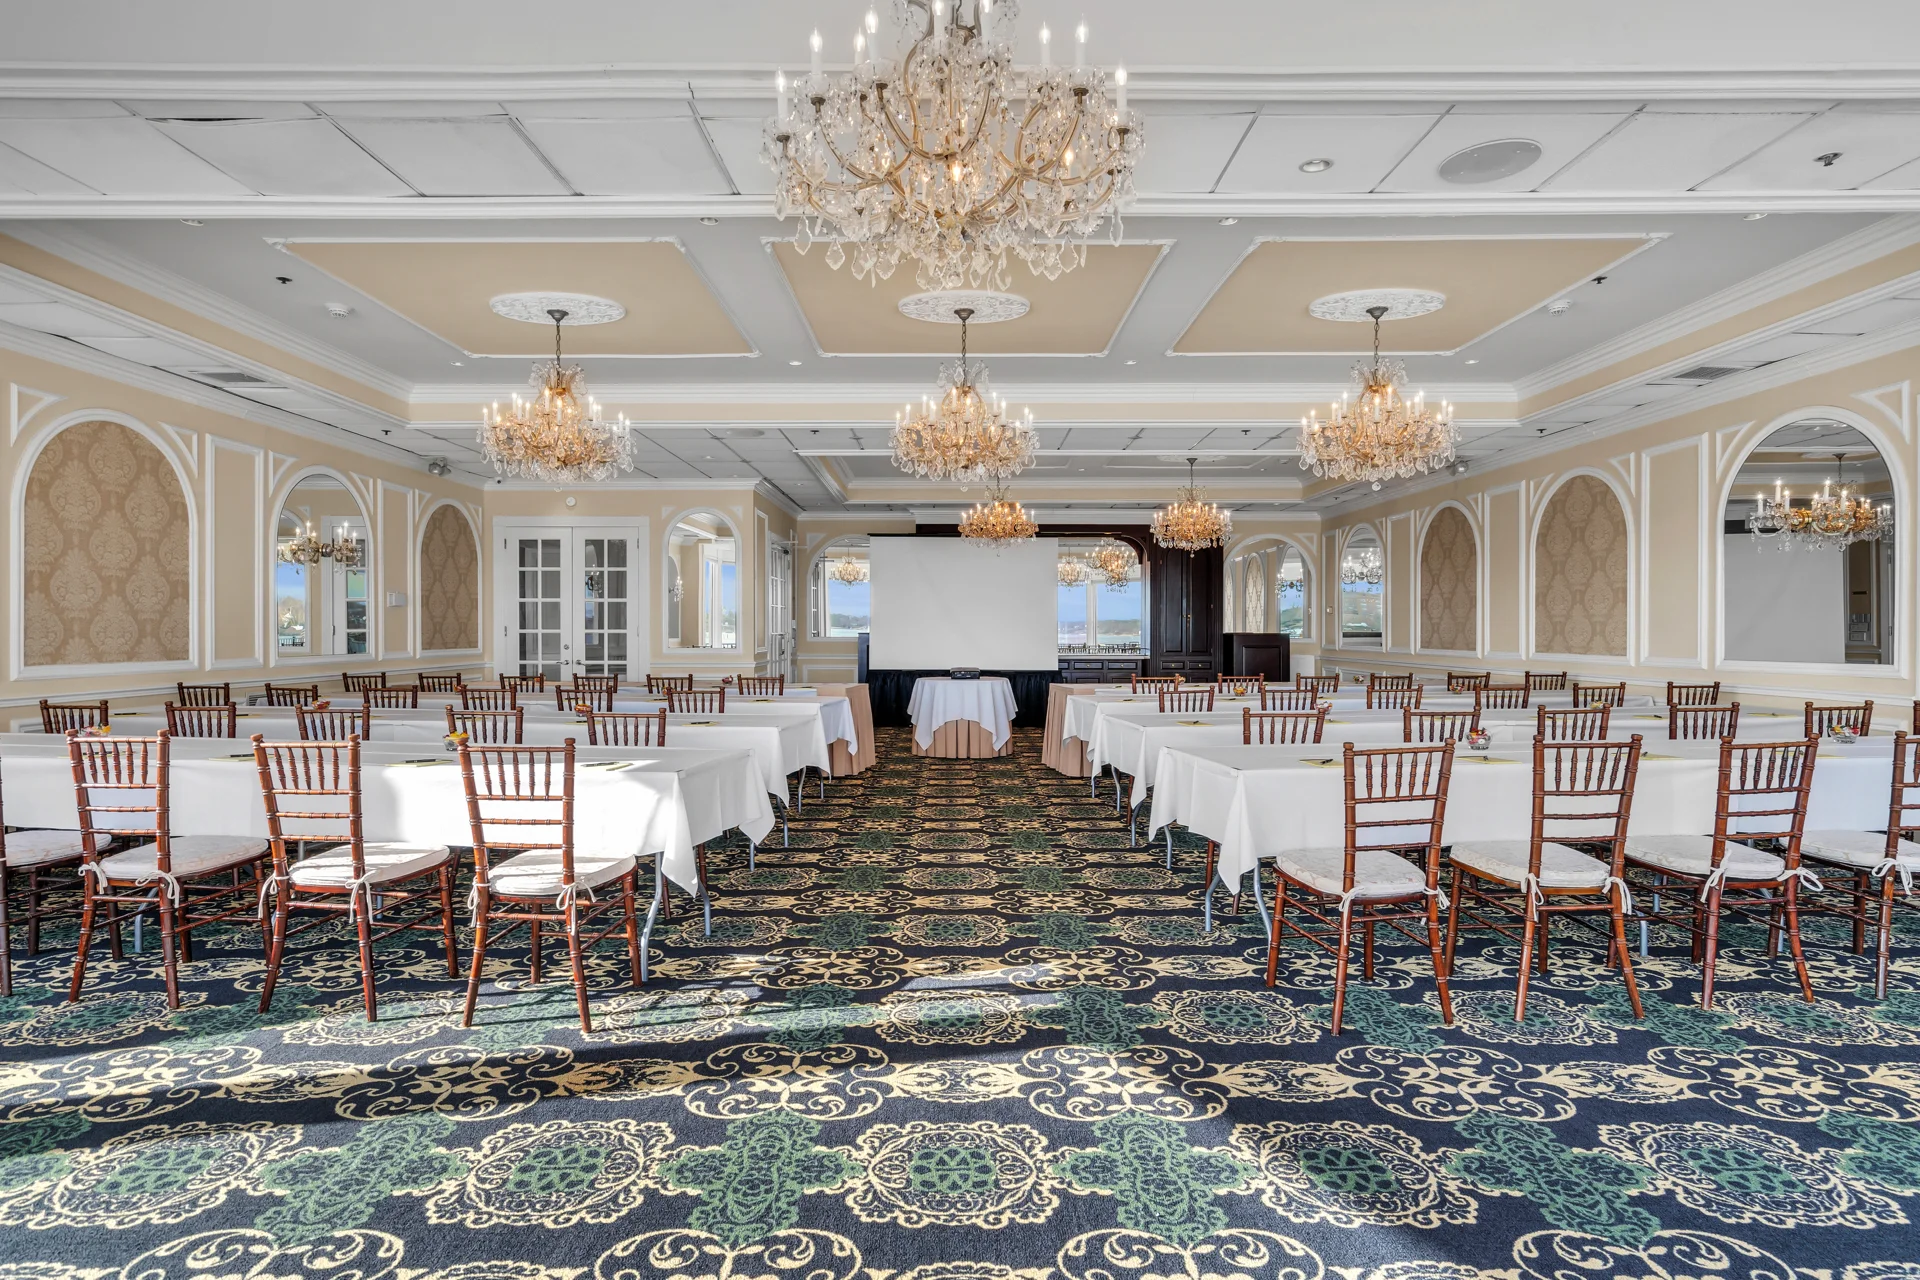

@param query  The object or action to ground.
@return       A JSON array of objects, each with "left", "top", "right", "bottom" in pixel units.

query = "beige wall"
[
  {"left": 1419, "top": 505, "right": 1477, "bottom": 654},
  {"left": 1534, "top": 474, "right": 1630, "bottom": 657},
  {"left": 419, "top": 504, "right": 480, "bottom": 652}
]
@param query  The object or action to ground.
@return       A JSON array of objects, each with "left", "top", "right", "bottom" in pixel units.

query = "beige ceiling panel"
[
  {"left": 1174, "top": 236, "right": 1650, "bottom": 355},
  {"left": 284, "top": 239, "right": 752, "bottom": 356},
  {"left": 773, "top": 241, "right": 1164, "bottom": 355}
]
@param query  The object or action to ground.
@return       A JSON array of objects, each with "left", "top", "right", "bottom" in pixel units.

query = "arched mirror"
[
  {"left": 1227, "top": 538, "right": 1311, "bottom": 639},
  {"left": 1339, "top": 530, "right": 1385, "bottom": 648},
  {"left": 1724, "top": 418, "right": 1895, "bottom": 665},
  {"left": 665, "top": 512, "right": 740, "bottom": 650},
  {"left": 810, "top": 536, "right": 871, "bottom": 639},
  {"left": 275, "top": 474, "right": 370, "bottom": 656},
  {"left": 1056, "top": 537, "right": 1145, "bottom": 653}
]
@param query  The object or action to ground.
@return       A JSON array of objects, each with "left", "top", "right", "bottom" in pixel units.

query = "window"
[
  {"left": 1226, "top": 540, "right": 1310, "bottom": 639},
  {"left": 666, "top": 512, "right": 740, "bottom": 650},
  {"left": 1340, "top": 533, "right": 1384, "bottom": 647},
  {"left": 1277, "top": 547, "right": 1308, "bottom": 637},
  {"left": 810, "top": 537, "right": 871, "bottom": 638},
  {"left": 275, "top": 561, "right": 307, "bottom": 650},
  {"left": 1057, "top": 539, "right": 1146, "bottom": 653}
]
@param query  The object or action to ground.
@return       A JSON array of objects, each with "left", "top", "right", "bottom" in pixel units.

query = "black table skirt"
[{"left": 866, "top": 670, "right": 1061, "bottom": 729}]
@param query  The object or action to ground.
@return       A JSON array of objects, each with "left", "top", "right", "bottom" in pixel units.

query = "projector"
[{"left": 949, "top": 668, "right": 981, "bottom": 680}]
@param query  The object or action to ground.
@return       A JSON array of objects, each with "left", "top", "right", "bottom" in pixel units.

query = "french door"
[
  {"left": 505, "top": 528, "right": 641, "bottom": 682},
  {"left": 768, "top": 538, "right": 794, "bottom": 681}
]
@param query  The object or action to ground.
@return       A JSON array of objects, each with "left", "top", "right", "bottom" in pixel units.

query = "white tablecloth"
[
  {"left": 613, "top": 695, "right": 856, "bottom": 755},
  {"left": 908, "top": 677, "right": 1018, "bottom": 750},
  {"left": 0, "top": 733, "right": 774, "bottom": 894},
  {"left": 1147, "top": 737, "right": 1894, "bottom": 897}
]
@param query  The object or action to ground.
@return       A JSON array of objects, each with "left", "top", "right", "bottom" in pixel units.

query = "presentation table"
[{"left": 907, "top": 676, "right": 1019, "bottom": 757}]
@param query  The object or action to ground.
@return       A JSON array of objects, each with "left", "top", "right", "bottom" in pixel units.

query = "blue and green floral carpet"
[{"left": 3, "top": 727, "right": 1919, "bottom": 1279}]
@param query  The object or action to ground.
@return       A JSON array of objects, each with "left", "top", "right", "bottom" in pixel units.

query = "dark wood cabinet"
[
  {"left": 1225, "top": 632, "right": 1290, "bottom": 682},
  {"left": 1058, "top": 656, "right": 1147, "bottom": 684},
  {"left": 1147, "top": 543, "right": 1222, "bottom": 680}
]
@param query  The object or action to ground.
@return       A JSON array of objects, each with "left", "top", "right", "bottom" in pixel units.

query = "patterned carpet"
[{"left": 3, "top": 727, "right": 1919, "bottom": 1279}]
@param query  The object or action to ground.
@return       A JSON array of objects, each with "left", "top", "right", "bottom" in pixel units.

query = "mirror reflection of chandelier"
[
  {"left": 1057, "top": 555, "right": 1090, "bottom": 587},
  {"left": 830, "top": 556, "right": 871, "bottom": 585},
  {"left": 1341, "top": 545, "right": 1384, "bottom": 585},
  {"left": 763, "top": 0, "right": 1144, "bottom": 290},
  {"left": 958, "top": 484, "right": 1038, "bottom": 547},
  {"left": 279, "top": 522, "right": 362, "bottom": 569},
  {"left": 1300, "top": 306, "right": 1457, "bottom": 491},
  {"left": 1089, "top": 538, "right": 1138, "bottom": 588},
  {"left": 891, "top": 308, "right": 1037, "bottom": 482},
  {"left": 1151, "top": 458, "right": 1232, "bottom": 551},
  {"left": 1746, "top": 455, "right": 1893, "bottom": 551},
  {"left": 478, "top": 309, "right": 635, "bottom": 484}
]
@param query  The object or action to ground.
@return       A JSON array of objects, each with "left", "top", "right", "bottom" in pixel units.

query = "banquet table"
[
  {"left": 1042, "top": 683, "right": 1095, "bottom": 777},
  {"left": 907, "top": 676, "right": 1018, "bottom": 757},
  {"left": 815, "top": 684, "right": 878, "bottom": 776}
]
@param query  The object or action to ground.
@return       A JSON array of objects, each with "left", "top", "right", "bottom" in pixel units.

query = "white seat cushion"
[
  {"left": 1800, "top": 829, "right": 1920, "bottom": 872},
  {"left": 487, "top": 850, "right": 637, "bottom": 901},
  {"left": 289, "top": 842, "right": 452, "bottom": 890},
  {"left": 1449, "top": 839, "right": 1610, "bottom": 889},
  {"left": 1271, "top": 846, "right": 1427, "bottom": 900},
  {"left": 98, "top": 834, "right": 268, "bottom": 882},
  {"left": 2, "top": 829, "right": 87, "bottom": 869},
  {"left": 1624, "top": 833, "right": 1784, "bottom": 881}
]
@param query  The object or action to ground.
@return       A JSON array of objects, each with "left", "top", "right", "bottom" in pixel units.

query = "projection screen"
[{"left": 867, "top": 536, "right": 1059, "bottom": 670}]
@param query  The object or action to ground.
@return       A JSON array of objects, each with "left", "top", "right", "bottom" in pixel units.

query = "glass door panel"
[
  {"left": 508, "top": 529, "right": 639, "bottom": 682},
  {"left": 579, "top": 535, "right": 630, "bottom": 678},
  {"left": 515, "top": 536, "right": 566, "bottom": 681}
]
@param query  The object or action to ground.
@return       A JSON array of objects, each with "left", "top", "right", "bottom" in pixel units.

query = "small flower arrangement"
[
  {"left": 311, "top": 699, "right": 331, "bottom": 712},
  {"left": 444, "top": 730, "right": 470, "bottom": 753},
  {"left": 1829, "top": 724, "right": 1859, "bottom": 744},
  {"left": 573, "top": 703, "right": 593, "bottom": 717},
  {"left": 1465, "top": 728, "right": 1492, "bottom": 752},
  {"left": 81, "top": 722, "right": 112, "bottom": 738},
  {"left": 721, "top": 675, "right": 736, "bottom": 685}
]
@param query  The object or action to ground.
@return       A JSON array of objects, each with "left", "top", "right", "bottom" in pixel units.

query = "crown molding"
[{"left": 407, "top": 379, "right": 1521, "bottom": 407}]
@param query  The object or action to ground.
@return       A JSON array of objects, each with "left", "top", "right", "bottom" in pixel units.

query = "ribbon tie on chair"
[
  {"left": 257, "top": 870, "right": 288, "bottom": 916},
  {"left": 1601, "top": 875, "right": 1636, "bottom": 917},
  {"left": 1519, "top": 873, "right": 1546, "bottom": 912},
  {"left": 1335, "top": 884, "right": 1449, "bottom": 915},
  {"left": 1871, "top": 857, "right": 1915, "bottom": 896},
  {"left": 554, "top": 881, "right": 599, "bottom": 914},
  {"left": 344, "top": 873, "right": 379, "bottom": 922},
  {"left": 1779, "top": 866, "right": 1824, "bottom": 895}
]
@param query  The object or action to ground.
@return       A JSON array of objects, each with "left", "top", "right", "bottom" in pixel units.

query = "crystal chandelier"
[
  {"left": 1747, "top": 456, "right": 1894, "bottom": 551},
  {"left": 1300, "top": 306, "right": 1457, "bottom": 491},
  {"left": 1089, "top": 537, "right": 1138, "bottom": 587},
  {"left": 1341, "top": 545, "right": 1384, "bottom": 585},
  {"left": 892, "top": 307, "right": 1037, "bottom": 482},
  {"left": 763, "top": 0, "right": 1144, "bottom": 291},
  {"left": 958, "top": 485, "right": 1038, "bottom": 546},
  {"left": 478, "top": 309, "right": 635, "bottom": 484},
  {"left": 830, "top": 555, "right": 871, "bottom": 585},
  {"left": 1057, "top": 555, "right": 1090, "bottom": 587},
  {"left": 279, "top": 522, "right": 362, "bottom": 569},
  {"left": 1152, "top": 458, "right": 1232, "bottom": 551}
]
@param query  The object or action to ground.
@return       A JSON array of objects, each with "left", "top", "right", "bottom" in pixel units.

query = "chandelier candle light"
[
  {"left": 479, "top": 309, "right": 635, "bottom": 484},
  {"left": 1747, "top": 455, "right": 1893, "bottom": 551},
  {"left": 1300, "top": 305, "right": 1457, "bottom": 491},
  {"left": 1152, "top": 458, "right": 1232, "bottom": 551},
  {"left": 891, "top": 306, "right": 1037, "bottom": 483},
  {"left": 1341, "top": 545, "right": 1385, "bottom": 586},
  {"left": 764, "top": 0, "right": 1144, "bottom": 290},
  {"left": 830, "top": 556, "right": 871, "bottom": 585},
  {"left": 279, "top": 522, "right": 362, "bottom": 569},
  {"left": 958, "top": 484, "right": 1039, "bottom": 547},
  {"left": 1089, "top": 537, "right": 1138, "bottom": 587},
  {"left": 1057, "top": 555, "right": 1091, "bottom": 587}
]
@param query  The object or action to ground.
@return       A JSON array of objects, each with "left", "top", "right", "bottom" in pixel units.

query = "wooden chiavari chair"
[
  {"left": 1574, "top": 681, "right": 1627, "bottom": 709},
  {"left": 1446, "top": 672, "right": 1490, "bottom": 693},
  {"left": 342, "top": 672, "right": 387, "bottom": 693},
  {"left": 737, "top": 676, "right": 785, "bottom": 696},
  {"left": 647, "top": 674, "right": 695, "bottom": 694},
  {"left": 1158, "top": 687, "right": 1216, "bottom": 713},
  {"left": 264, "top": 683, "right": 320, "bottom": 708},
  {"left": 164, "top": 702, "right": 238, "bottom": 739},
  {"left": 1296, "top": 674, "right": 1339, "bottom": 695},
  {"left": 1666, "top": 680, "right": 1722, "bottom": 707},
  {"left": 1476, "top": 685, "right": 1530, "bottom": 711},
  {"left": 1264, "top": 741, "right": 1457, "bottom": 1034},
  {"left": 1131, "top": 674, "right": 1182, "bottom": 693},
  {"left": 1368, "top": 673, "right": 1415, "bottom": 692},
  {"left": 585, "top": 709, "right": 669, "bottom": 747},
  {"left": 1243, "top": 707, "right": 1327, "bottom": 745},
  {"left": 65, "top": 731, "right": 269, "bottom": 1008},
  {"left": 298, "top": 704, "right": 371, "bottom": 741},
  {"left": 1669, "top": 703, "right": 1739, "bottom": 740},
  {"left": 40, "top": 700, "right": 109, "bottom": 734},
  {"left": 175, "top": 682, "right": 231, "bottom": 707},
  {"left": 556, "top": 683, "right": 616, "bottom": 713},
  {"left": 447, "top": 707, "right": 525, "bottom": 745},
  {"left": 1525, "top": 671, "right": 1569, "bottom": 692},
  {"left": 1405, "top": 708, "right": 1479, "bottom": 743},
  {"left": 0, "top": 757, "right": 87, "bottom": 997},
  {"left": 251, "top": 734, "right": 458, "bottom": 1021},
  {"left": 501, "top": 673, "right": 547, "bottom": 694},
  {"left": 572, "top": 674, "right": 618, "bottom": 697},
  {"left": 1806, "top": 700, "right": 1873, "bottom": 738},
  {"left": 418, "top": 673, "right": 463, "bottom": 694},
  {"left": 1214, "top": 676, "right": 1264, "bottom": 698},
  {"left": 666, "top": 688, "right": 727, "bottom": 714},
  {"left": 1262, "top": 688, "right": 1320, "bottom": 711},
  {"left": 1538, "top": 705, "right": 1610, "bottom": 741},
  {"left": 363, "top": 686, "right": 421, "bottom": 710},
  {"left": 1444, "top": 736, "right": 1645, "bottom": 1021},
  {"left": 1623, "top": 736, "right": 1819, "bottom": 1009},
  {"left": 460, "top": 686, "right": 517, "bottom": 711},
  {"left": 1913, "top": 700, "right": 1919, "bottom": 735},
  {"left": 1800, "top": 731, "right": 1920, "bottom": 998},
  {"left": 1365, "top": 686, "right": 1423, "bottom": 710},
  {"left": 457, "top": 741, "right": 645, "bottom": 1031}
]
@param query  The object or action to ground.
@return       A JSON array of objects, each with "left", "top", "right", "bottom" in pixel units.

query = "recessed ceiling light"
[
  {"left": 789, "top": 359, "right": 803, "bottom": 366},
  {"left": 1125, "top": 359, "right": 1137, "bottom": 365},
  {"left": 1217, "top": 217, "right": 1239, "bottom": 226},
  {"left": 179, "top": 218, "right": 204, "bottom": 226},
  {"left": 1546, "top": 299, "right": 1574, "bottom": 316},
  {"left": 1298, "top": 158, "right": 1333, "bottom": 173},
  {"left": 451, "top": 360, "right": 464, "bottom": 367},
  {"left": 699, "top": 216, "right": 720, "bottom": 225},
  {"left": 1744, "top": 212, "right": 1769, "bottom": 220},
  {"left": 1463, "top": 358, "right": 1479, "bottom": 364}
]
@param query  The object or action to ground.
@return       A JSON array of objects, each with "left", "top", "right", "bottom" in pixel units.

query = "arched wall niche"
[
  {"left": 1533, "top": 473, "right": 1630, "bottom": 657},
  {"left": 1419, "top": 504, "right": 1478, "bottom": 653},
  {"left": 1337, "top": 525, "right": 1385, "bottom": 649},
  {"left": 419, "top": 502, "right": 481, "bottom": 652},
  {"left": 665, "top": 507, "right": 742, "bottom": 651}
]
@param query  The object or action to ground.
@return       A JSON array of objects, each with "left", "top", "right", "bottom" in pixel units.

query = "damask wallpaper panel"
[
  {"left": 1419, "top": 506, "right": 1478, "bottom": 652},
  {"left": 22, "top": 421, "right": 191, "bottom": 666},
  {"left": 1534, "top": 474, "right": 1629, "bottom": 656},
  {"left": 419, "top": 504, "right": 480, "bottom": 651}
]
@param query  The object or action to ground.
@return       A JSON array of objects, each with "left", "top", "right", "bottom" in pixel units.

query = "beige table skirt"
[
  {"left": 814, "top": 682, "right": 878, "bottom": 776},
  {"left": 911, "top": 719, "right": 1015, "bottom": 758},
  {"left": 1041, "top": 682, "right": 1093, "bottom": 776}
]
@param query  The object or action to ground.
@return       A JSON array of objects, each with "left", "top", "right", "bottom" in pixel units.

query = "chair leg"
[
  {"left": 1851, "top": 871, "right": 1868, "bottom": 954},
  {"left": 439, "top": 865, "right": 459, "bottom": 977},
  {"left": 68, "top": 878, "right": 98, "bottom": 1002},
  {"left": 1609, "top": 887, "right": 1644, "bottom": 1020},
  {"left": 259, "top": 893, "right": 290, "bottom": 1014},
  {"left": 0, "top": 866, "right": 12, "bottom": 998},
  {"left": 1362, "top": 919, "right": 1375, "bottom": 981},
  {"left": 1330, "top": 907, "right": 1353, "bottom": 1035},
  {"left": 1426, "top": 898, "right": 1454, "bottom": 1026},
  {"left": 567, "top": 904, "right": 592, "bottom": 1034},
  {"left": 1441, "top": 869, "right": 1465, "bottom": 974},
  {"left": 1515, "top": 901, "right": 1538, "bottom": 1022},
  {"left": 22, "top": 867, "right": 38, "bottom": 956},
  {"left": 1782, "top": 880, "right": 1814, "bottom": 1004},
  {"left": 1699, "top": 883, "right": 1723, "bottom": 1010},
  {"left": 622, "top": 871, "right": 643, "bottom": 987},
  {"left": 529, "top": 917, "right": 543, "bottom": 984},
  {"left": 157, "top": 895, "right": 183, "bottom": 1011},
  {"left": 1263, "top": 876, "right": 1287, "bottom": 988},
  {"left": 354, "top": 900, "right": 378, "bottom": 1022},
  {"left": 1873, "top": 877, "right": 1895, "bottom": 1000},
  {"left": 462, "top": 892, "right": 491, "bottom": 1027}
]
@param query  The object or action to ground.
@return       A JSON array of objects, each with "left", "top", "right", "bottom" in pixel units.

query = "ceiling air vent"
[
  {"left": 187, "top": 368, "right": 281, "bottom": 388},
  {"left": 1669, "top": 364, "right": 1743, "bottom": 382}
]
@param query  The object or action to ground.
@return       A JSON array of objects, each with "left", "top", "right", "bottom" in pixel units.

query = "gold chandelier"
[
  {"left": 958, "top": 485, "right": 1038, "bottom": 546},
  {"left": 830, "top": 555, "right": 870, "bottom": 585},
  {"left": 892, "top": 307, "right": 1037, "bottom": 483},
  {"left": 1152, "top": 458, "right": 1232, "bottom": 551},
  {"left": 1747, "top": 456, "right": 1894, "bottom": 551},
  {"left": 1300, "top": 305, "right": 1457, "bottom": 492},
  {"left": 1089, "top": 537, "right": 1138, "bottom": 587},
  {"left": 1057, "top": 555, "right": 1090, "bottom": 587},
  {"left": 764, "top": 0, "right": 1144, "bottom": 290},
  {"left": 479, "top": 308, "right": 635, "bottom": 484},
  {"left": 279, "top": 521, "right": 362, "bottom": 569}
]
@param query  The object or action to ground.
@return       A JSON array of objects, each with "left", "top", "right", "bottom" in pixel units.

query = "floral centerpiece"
[{"left": 444, "top": 729, "right": 470, "bottom": 753}]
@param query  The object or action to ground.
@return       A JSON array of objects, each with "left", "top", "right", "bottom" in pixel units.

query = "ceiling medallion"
[
  {"left": 1308, "top": 289, "right": 1446, "bottom": 324},
  {"left": 1152, "top": 458, "right": 1232, "bottom": 552},
  {"left": 891, "top": 306, "right": 1037, "bottom": 483},
  {"left": 958, "top": 484, "right": 1039, "bottom": 547},
  {"left": 1299, "top": 306, "right": 1457, "bottom": 492},
  {"left": 489, "top": 292, "right": 628, "bottom": 326},
  {"left": 764, "top": 0, "right": 1144, "bottom": 290},
  {"left": 897, "top": 290, "right": 1030, "bottom": 324},
  {"left": 478, "top": 308, "right": 635, "bottom": 484}
]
